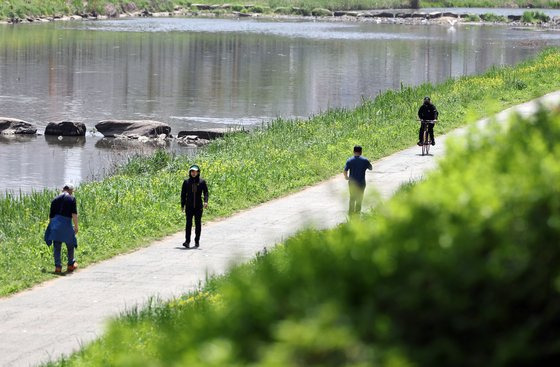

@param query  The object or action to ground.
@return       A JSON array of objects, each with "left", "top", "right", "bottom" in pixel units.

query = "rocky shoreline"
[
  {"left": 0, "top": 118, "right": 242, "bottom": 148},
  {"left": 1, "top": 5, "right": 560, "bottom": 29}
]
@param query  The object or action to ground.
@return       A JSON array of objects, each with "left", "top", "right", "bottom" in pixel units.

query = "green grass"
[
  {"left": 464, "top": 13, "right": 481, "bottom": 21},
  {"left": 2, "top": 49, "right": 560, "bottom": 297},
  {"left": 479, "top": 12, "right": 507, "bottom": 22},
  {"left": 46, "top": 96, "right": 560, "bottom": 367},
  {"left": 522, "top": 10, "right": 551, "bottom": 23},
  {"left": 2, "top": 0, "right": 560, "bottom": 20}
]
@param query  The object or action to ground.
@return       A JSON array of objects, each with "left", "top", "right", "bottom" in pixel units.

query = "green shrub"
[
  {"left": 249, "top": 5, "right": 264, "bottom": 13},
  {"left": 54, "top": 105, "right": 560, "bottom": 366},
  {"left": 212, "top": 8, "right": 226, "bottom": 15},
  {"left": 464, "top": 13, "right": 481, "bottom": 21},
  {"left": 231, "top": 4, "right": 244, "bottom": 11},
  {"left": 522, "top": 10, "right": 550, "bottom": 23},
  {"left": 274, "top": 6, "right": 292, "bottom": 14},
  {"left": 291, "top": 6, "right": 311, "bottom": 16},
  {"left": 311, "top": 7, "right": 332, "bottom": 16},
  {"left": 480, "top": 13, "right": 507, "bottom": 22}
]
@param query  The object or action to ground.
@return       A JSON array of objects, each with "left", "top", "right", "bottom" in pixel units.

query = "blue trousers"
[{"left": 53, "top": 241, "right": 75, "bottom": 268}]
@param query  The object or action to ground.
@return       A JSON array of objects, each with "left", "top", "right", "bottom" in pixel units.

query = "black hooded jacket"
[
  {"left": 181, "top": 171, "right": 208, "bottom": 211},
  {"left": 418, "top": 102, "right": 439, "bottom": 121}
]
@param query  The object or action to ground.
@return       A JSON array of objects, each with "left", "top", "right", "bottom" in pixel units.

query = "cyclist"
[{"left": 417, "top": 96, "right": 438, "bottom": 146}]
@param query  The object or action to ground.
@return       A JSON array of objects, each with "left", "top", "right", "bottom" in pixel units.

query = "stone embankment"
[{"left": 2, "top": 4, "right": 559, "bottom": 28}]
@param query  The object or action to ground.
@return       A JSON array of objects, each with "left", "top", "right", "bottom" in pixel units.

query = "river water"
[{"left": 0, "top": 17, "right": 558, "bottom": 193}]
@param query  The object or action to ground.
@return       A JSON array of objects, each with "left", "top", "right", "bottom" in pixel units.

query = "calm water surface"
[{"left": 0, "top": 17, "right": 558, "bottom": 193}]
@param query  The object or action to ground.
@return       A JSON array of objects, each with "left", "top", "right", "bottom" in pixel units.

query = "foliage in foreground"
[
  {"left": 50, "top": 105, "right": 560, "bottom": 366},
  {"left": 2, "top": 49, "right": 560, "bottom": 297}
]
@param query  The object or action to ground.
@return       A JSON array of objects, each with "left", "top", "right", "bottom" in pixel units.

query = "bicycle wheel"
[{"left": 422, "top": 128, "right": 429, "bottom": 156}]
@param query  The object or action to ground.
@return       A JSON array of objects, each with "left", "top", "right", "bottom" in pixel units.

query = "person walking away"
[
  {"left": 181, "top": 165, "right": 208, "bottom": 248},
  {"left": 44, "top": 183, "right": 79, "bottom": 273},
  {"left": 343, "top": 146, "right": 372, "bottom": 215},
  {"left": 417, "top": 96, "right": 439, "bottom": 146}
]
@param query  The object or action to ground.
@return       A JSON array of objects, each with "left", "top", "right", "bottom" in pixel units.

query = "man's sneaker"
[
  {"left": 431, "top": 140, "right": 436, "bottom": 146},
  {"left": 67, "top": 263, "right": 78, "bottom": 272},
  {"left": 183, "top": 242, "right": 190, "bottom": 248},
  {"left": 54, "top": 266, "right": 62, "bottom": 274},
  {"left": 194, "top": 242, "right": 199, "bottom": 248}
]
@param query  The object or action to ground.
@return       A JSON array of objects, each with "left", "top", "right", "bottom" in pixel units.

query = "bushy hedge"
[{"left": 53, "top": 106, "right": 560, "bottom": 366}]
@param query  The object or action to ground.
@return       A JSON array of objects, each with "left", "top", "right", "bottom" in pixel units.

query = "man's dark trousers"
[
  {"left": 418, "top": 122, "right": 434, "bottom": 143},
  {"left": 349, "top": 182, "right": 366, "bottom": 214},
  {"left": 185, "top": 207, "right": 203, "bottom": 244}
]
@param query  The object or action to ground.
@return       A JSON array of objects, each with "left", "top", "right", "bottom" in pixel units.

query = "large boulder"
[
  {"left": 177, "top": 129, "right": 227, "bottom": 140},
  {"left": 0, "top": 117, "right": 37, "bottom": 135},
  {"left": 428, "top": 11, "right": 443, "bottom": 19},
  {"left": 177, "top": 135, "right": 210, "bottom": 147},
  {"left": 95, "top": 120, "right": 171, "bottom": 138},
  {"left": 191, "top": 4, "right": 212, "bottom": 10},
  {"left": 377, "top": 12, "right": 396, "bottom": 18},
  {"left": 45, "top": 121, "right": 86, "bottom": 136}
]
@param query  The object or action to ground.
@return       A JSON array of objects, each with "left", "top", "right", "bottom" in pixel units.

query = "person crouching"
[{"left": 44, "top": 183, "right": 79, "bottom": 273}]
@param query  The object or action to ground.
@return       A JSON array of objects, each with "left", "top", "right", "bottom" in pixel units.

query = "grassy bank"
[
  {"left": 48, "top": 99, "right": 560, "bottom": 366},
  {"left": 2, "top": 49, "right": 560, "bottom": 297},
  {"left": 2, "top": 1, "right": 560, "bottom": 20}
]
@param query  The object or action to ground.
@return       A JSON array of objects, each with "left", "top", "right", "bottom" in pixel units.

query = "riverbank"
[
  {"left": 41, "top": 97, "right": 560, "bottom": 366},
  {"left": 1, "top": 49, "right": 560, "bottom": 297},
  {"left": 1, "top": 1, "right": 560, "bottom": 28}
]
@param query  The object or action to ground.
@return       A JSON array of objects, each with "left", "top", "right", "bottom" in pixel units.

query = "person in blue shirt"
[{"left": 343, "top": 146, "right": 372, "bottom": 215}]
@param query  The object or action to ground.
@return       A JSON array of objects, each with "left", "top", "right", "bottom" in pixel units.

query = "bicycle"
[{"left": 418, "top": 119, "right": 436, "bottom": 156}]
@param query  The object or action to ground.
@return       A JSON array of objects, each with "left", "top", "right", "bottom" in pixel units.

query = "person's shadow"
[{"left": 175, "top": 246, "right": 201, "bottom": 250}]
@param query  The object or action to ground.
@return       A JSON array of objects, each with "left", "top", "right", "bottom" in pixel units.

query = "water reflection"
[
  {"left": 94, "top": 137, "right": 170, "bottom": 150},
  {"left": 44, "top": 135, "right": 86, "bottom": 147},
  {"left": 0, "top": 134, "right": 37, "bottom": 144},
  {"left": 1, "top": 18, "right": 560, "bottom": 192}
]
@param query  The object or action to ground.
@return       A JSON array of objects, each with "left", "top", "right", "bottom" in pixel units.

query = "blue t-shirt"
[{"left": 344, "top": 156, "right": 372, "bottom": 187}]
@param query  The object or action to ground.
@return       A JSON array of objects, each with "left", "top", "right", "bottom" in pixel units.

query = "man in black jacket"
[
  {"left": 417, "top": 96, "right": 439, "bottom": 146},
  {"left": 180, "top": 165, "right": 208, "bottom": 248}
]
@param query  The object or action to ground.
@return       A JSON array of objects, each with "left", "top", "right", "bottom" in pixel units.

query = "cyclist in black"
[{"left": 417, "top": 96, "right": 438, "bottom": 146}]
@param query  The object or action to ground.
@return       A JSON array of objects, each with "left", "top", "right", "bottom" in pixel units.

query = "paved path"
[{"left": 1, "top": 92, "right": 559, "bottom": 366}]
